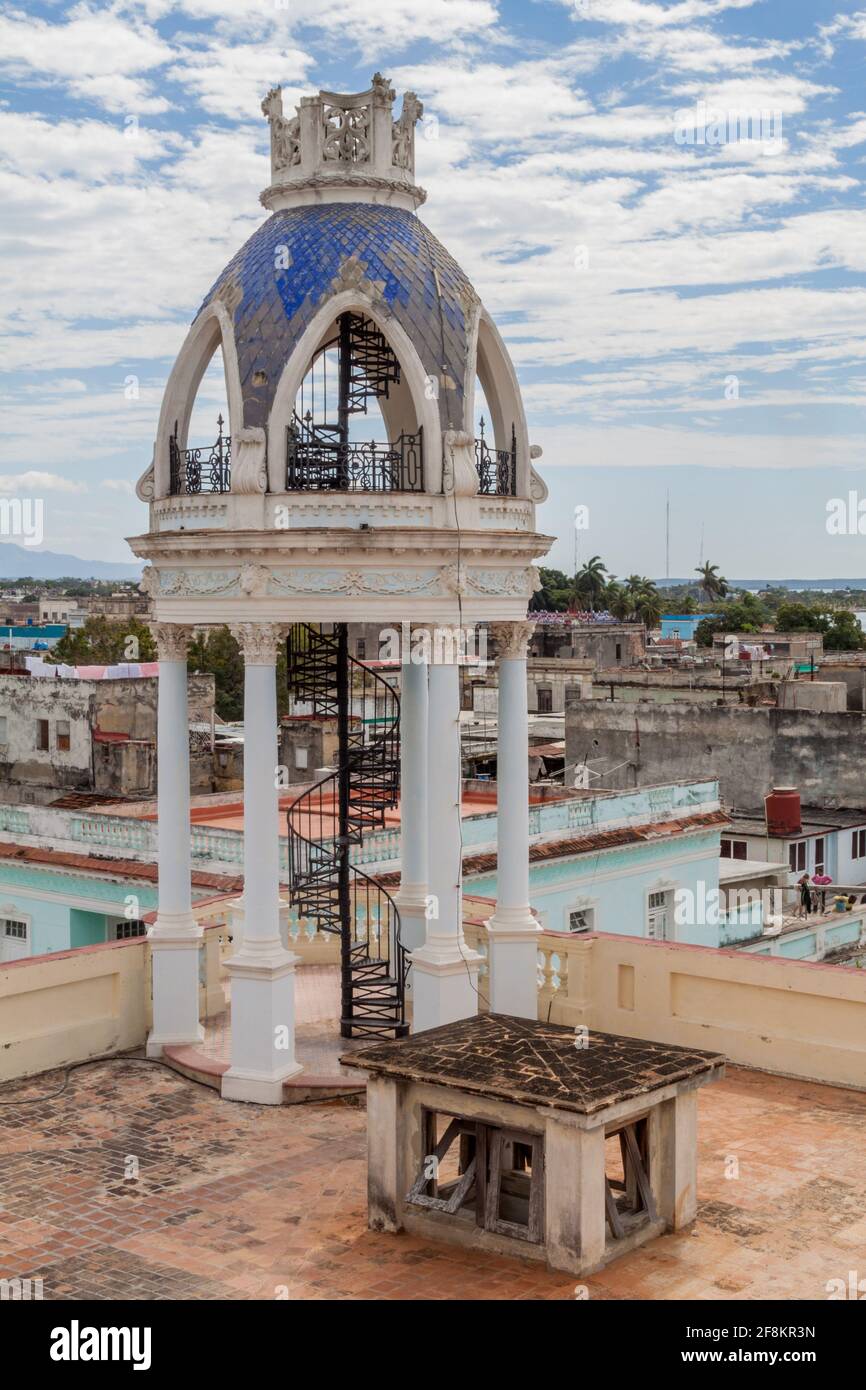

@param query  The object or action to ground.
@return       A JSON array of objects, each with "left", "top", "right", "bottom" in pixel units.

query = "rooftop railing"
[
  {"left": 285, "top": 411, "right": 424, "bottom": 492},
  {"left": 169, "top": 415, "right": 231, "bottom": 495},
  {"left": 474, "top": 417, "right": 516, "bottom": 496}
]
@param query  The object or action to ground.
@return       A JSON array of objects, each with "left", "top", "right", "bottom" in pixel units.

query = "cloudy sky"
[{"left": 1, "top": 0, "right": 865, "bottom": 578}]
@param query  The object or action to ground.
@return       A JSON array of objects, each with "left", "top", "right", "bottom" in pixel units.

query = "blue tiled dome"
[{"left": 197, "top": 203, "right": 479, "bottom": 433}]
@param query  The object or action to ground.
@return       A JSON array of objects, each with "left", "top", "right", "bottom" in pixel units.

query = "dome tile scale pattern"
[{"left": 199, "top": 203, "right": 478, "bottom": 434}]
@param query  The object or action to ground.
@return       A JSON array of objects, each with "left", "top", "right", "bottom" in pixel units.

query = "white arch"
[
  {"left": 151, "top": 301, "right": 243, "bottom": 499},
  {"left": 267, "top": 290, "right": 443, "bottom": 494},
  {"left": 465, "top": 308, "right": 531, "bottom": 500}
]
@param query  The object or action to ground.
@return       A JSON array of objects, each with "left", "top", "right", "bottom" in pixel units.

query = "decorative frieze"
[{"left": 141, "top": 562, "right": 543, "bottom": 602}]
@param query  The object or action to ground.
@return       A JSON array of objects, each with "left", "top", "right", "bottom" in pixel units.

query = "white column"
[
  {"left": 487, "top": 621, "right": 540, "bottom": 1018},
  {"left": 411, "top": 627, "right": 480, "bottom": 1031},
  {"left": 147, "top": 624, "right": 202, "bottom": 1058},
  {"left": 394, "top": 647, "right": 428, "bottom": 961},
  {"left": 222, "top": 623, "right": 301, "bottom": 1104}
]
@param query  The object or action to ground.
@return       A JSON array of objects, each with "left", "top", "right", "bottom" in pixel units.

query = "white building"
[{"left": 129, "top": 74, "right": 552, "bottom": 1103}]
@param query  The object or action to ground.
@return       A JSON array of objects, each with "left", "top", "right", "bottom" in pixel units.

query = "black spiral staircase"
[{"left": 285, "top": 623, "right": 409, "bottom": 1038}]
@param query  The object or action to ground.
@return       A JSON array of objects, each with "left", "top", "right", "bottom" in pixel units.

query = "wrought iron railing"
[
  {"left": 285, "top": 411, "right": 423, "bottom": 492},
  {"left": 475, "top": 417, "right": 517, "bottom": 496},
  {"left": 169, "top": 415, "right": 231, "bottom": 494}
]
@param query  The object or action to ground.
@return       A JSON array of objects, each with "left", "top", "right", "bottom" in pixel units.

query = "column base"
[
  {"left": 410, "top": 939, "right": 482, "bottom": 1033},
  {"left": 221, "top": 1063, "right": 302, "bottom": 1106},
  {"left": 147, "top": 922, "right": 204, "bottom": 1058},
  {"left": 146, "top": 1024, "right": 205, "bottom": 1059},
  {"left": 486, "top": 909, "right": 541, "bottom": 1020},
  {"left": 222, "top": 938, "right": 303, "bottom": 1105}
]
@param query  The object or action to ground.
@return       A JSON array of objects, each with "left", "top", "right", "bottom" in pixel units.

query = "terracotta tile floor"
[{"left": 1, "top": 1049, "right": 865, "bottom": 1300}]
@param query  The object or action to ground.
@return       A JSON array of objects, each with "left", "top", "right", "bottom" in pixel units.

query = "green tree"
[
  {"left": 573, "top": 555, "right": 607, "bottom": 611},
  {"left": 605, "top": 581, "right": 632, "bottom": 621},
  {"left": 187, "top": 626, "right": 290, "bottom": 720},
  {"left": 634, "top": 581, "right": 661, "bottom": 629},
  {"left": 695, "top": 562, "right": 728, "bottom": 603},
  {"left": 824, "top": 612, "right": 866, "bottom": 652},
  {"left": 694, "top": 593, "right": 770, "bottom": 645},
  {"left": 775, "top": 603, "right": 830, "bottom": 633},
  {"left": 530, "top": 567, "right": 572, "bottom": 612},
  {"left": 52, "top": 616, "right": 156, "bottom": 664}
]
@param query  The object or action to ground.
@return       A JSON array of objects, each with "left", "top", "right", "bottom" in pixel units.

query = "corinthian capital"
[
  {"left": 153, "top": 623, "right": 192, "bottom": 662},
  {"left": 490, "top": 620, "right": 535, "bottom": 661},
  {"left": 230, "top": 622, "right": 286, "bottom": 666}
]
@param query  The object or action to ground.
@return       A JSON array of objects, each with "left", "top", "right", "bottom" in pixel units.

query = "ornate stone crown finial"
[{"left": 260, "top": 76, "right": 427, "bottom": 213}]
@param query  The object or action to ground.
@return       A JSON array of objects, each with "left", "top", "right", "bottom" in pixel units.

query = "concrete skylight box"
[{"left": 348, "top": 1013, "right": 724, "bottom": 1276}]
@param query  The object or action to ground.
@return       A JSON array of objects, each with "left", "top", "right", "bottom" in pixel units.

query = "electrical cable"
[{"left": 0, "top": 1047, "right": 363, "bottom": 1109}]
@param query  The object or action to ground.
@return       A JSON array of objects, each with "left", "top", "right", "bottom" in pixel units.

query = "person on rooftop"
[
  {"left": 794, "top": 872, "right": 812, "bottom": 919},
  {"left": 812, "top": 871, "right": 832, "bottom": 913}
]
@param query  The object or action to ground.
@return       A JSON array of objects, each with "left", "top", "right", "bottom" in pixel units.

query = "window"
[
  {"left": 604, "top": 1118, "right": 656, "bottom": 1241},
  {"left": 789, "top": 841, "right": 807, "bottom": 872},
  {"left": 814, "top": 837, "right": 825, "bottom": 876},
  {"left": 356, "top": 639, "right": 366, "bottom": 659},
  {"left": 721, "top": 839, "right": 748, "bottom": 860},
  {"left": 852, "top": 829, "right": 866, "bottom": 860},
  {"left": 615, "top": 643, "right": 622, "bottom": 661},
  {"left": 537, "top": 686, "right": 553, "bottom": 713},
  {"left": 569, "top": 907, "right": 594, "bottom": 933},
  {"left": 56, "top": 719, "right": 70, "bottom": 752},
  {"left": 0, "top": 715, "right": 6, "bottom": 743},
  {"left": 408, "top": 1109, "right": 544, "bottom": 1245},
  {"left": 294, "top": 746, "right": 309, "bottom": 770},
  {"left": 36, "top": 719, "right": 49, "bottom": 751},
  {"left": 115, "top": 920, "right": 147, "bottom": 939},
  {"left": 647, "top": 890, "right": 671, "bottom": 940},
  {"left": 0, "top": 916, "right": 29, "bottom": 961}
]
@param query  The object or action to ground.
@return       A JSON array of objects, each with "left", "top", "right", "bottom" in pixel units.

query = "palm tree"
[
  {"left": 636, "top": 590, "right": 662, "bottom": 629},
  {"left": 573, "top": 555, "right": 607, "bottom": 611},
  {"left": 605, "top": 582, "right": 632, "bottom": 621},
  {"left": 696, "top": 562, "right": 728, "bottom": 604},
  {"left": 624, "top": 574, "right": 645, "bottom": 603}
]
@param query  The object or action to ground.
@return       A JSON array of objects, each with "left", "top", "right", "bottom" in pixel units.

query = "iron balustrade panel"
[
  {"left": 168, "top": 417, "right": 232, "bottom": 495},
  {"left": 286, "top": 416, "right": 424, "bottom": 492},
  {"left": 474, "top": 419, "right": 517, "bottom": 497}
]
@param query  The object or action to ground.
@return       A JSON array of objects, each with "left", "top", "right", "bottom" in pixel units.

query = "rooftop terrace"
[{"left": 2, "top": 1049, "right": 863, "bottom": 1301}]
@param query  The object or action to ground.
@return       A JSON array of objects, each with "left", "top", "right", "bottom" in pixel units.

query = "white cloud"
[
  {"left": 0, "top": 6, "right": 172, "bottom": 80},
  {"left": 0, "top": 472, "right": 88, "bottom": 494}
]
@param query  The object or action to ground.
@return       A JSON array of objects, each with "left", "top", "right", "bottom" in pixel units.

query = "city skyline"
[{"left": 1, "top": 0, "right": 865, "bottom": 573}]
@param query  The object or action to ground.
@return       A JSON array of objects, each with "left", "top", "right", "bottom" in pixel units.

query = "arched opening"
[
  {"left": 286, "top": 311, "right": 423, "bottom": 492},
  {"left": 169, "top": 342, "right": 231, "bottom": 495}
]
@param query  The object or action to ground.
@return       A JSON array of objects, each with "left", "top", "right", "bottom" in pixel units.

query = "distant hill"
[
  {"left": 0, "top": 543, "right": 142, "bottom": 581},
  {"left": 656, "top": 577, "right": 866, "bottom": 591}
]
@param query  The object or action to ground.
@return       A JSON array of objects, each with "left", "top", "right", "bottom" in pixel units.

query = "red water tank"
[{"left": 765, "top": 787, "right": 801, "bottom": 835}]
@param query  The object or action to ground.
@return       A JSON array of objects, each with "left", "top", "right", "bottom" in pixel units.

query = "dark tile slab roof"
[
  {"left": 376, "top": 807, "right": 729, "bottom": 887},
  {"left": 0, "top": 839, "right": 242, "bottom": 893},
  {"left": 198, "top": 203, "right": 477, "bottom": 434},
  {"left": 344, "top": 1013, "right": 725, "bottom": 1116}
]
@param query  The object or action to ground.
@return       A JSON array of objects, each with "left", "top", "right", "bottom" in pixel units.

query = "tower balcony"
[{"left": 166, "top": 413, "right": 518, "bottom": 499}]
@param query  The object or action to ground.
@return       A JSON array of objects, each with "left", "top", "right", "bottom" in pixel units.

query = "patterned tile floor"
[{"left": 1, "top": 1046, "right": 865, "bottom": 1300}]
